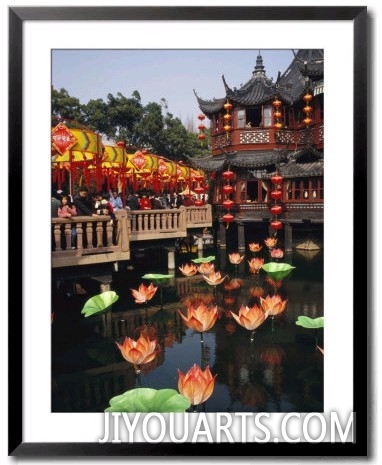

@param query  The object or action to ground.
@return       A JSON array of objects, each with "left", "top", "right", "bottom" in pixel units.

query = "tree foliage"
[{"left": 51, "top": 87, "right": 210, "bottom": 160}]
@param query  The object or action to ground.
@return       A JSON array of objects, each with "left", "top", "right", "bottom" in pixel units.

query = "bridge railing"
[
  {"left": 129, "top": 207, "right": 187, "bottom": 241},
  {"left": 51, "top": 204, "right": 213, "bottom": 268},
  {"left": 51, "top": 210, "right": 131, "bottom": 268}
]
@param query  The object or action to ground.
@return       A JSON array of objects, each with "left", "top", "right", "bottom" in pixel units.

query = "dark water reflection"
[{"left": 52, "top": 246, "right": 323, "bottom": 413}]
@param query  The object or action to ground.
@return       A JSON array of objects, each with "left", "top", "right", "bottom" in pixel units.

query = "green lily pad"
[
  {"left": 105, "top": 388, "right": 191, "bottom": 413},
  {"left": 81, "top": 291, "right": 119, "bottom": 318},
  {"left": 296, "top": 316, "right": 324, "bottom": 329},
  {"left": 191, "top": 256, "right": 215, "bottom": 264},
  {"left": 261, "top": 262, "right": 296, "bottom": 281},
  {"left": 141, "top": 273, "right": 173, "bottom": 285}
]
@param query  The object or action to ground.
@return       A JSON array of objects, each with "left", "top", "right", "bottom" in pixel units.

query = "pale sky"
[{"left": 52, "top": 49, "right": 295, "bottom": 128}]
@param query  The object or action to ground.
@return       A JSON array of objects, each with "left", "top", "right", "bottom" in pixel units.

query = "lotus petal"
[
  {"left": 81, "top": 291, "right": 119, "bottom": 318},
  {"left": 105, "top": 388, "right": 191, "bottom": 412}
]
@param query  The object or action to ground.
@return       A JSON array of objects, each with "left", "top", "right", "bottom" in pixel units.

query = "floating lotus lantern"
[
  {"left": 249, "top": 242, "right": 263, "bottom": 254},
  {"left": 248, "top": 257, "right": 265, "bottom": 274},
  {"left": 230, "top": 304, "right": 268, "bottom": 341},
  {"left": 115, "top": 332, "right": 159, "bottom": 374},
  {"left": 130, "top": 282, "right": 158, "bottom": 305},
  {"left": 178, "top": 302, "right": 218, "bottom": 333},
  {"left": 178, "top": 364, "right": 217, "bottom": 411},
  {"left": 260, "top": 294, "right": 288, "bottom": 318}
]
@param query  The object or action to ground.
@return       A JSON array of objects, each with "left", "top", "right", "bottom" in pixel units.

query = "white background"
[{"left": 1, "top": 0, "right": 379, "bottom": 463}]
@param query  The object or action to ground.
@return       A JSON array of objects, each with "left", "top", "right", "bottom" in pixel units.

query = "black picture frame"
[{"left": 9, "top": 6, "right": 368, "bottom": 458}]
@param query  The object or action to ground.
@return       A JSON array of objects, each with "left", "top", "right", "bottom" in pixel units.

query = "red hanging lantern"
[
  {"left": 303, "top": 105, "right": 313, "bottom": 114},
  {"left": 272, "top": 98, "right": 282, "bottom": 108},
  {"left": 271, "top": 174, "right": 283, "bottom": 185},
  {"left": 222, "top": 213, "right": 234, "bottom": 223},
  {"left": 194, "top": 186, "right": 205, "bottom": 194},
  {"left": 270, "top": 190, "right": 282, "bottom": 200},
  {"left": 270, "top": 220, "right": 283, "bottom": 230},
  {"left": 198, "top": 133, "right": 206, "bottom": 141},
  {"left": 223, "top": 101, "right": 233, "bottom": 112},
  {"left": 198, "top": 113, "right": 206, "bottom": 121},
  {"left": 223, "top": 184, "right": 234, "bottom": 195},
  {"left": 270, "top": 205, "right": 282, "bottom": 215},
  {"left": 198, "top": 123, "right": 206, "bottom": 131},
  {"left": 303, "top": 93, "right": 313, "bottom": 103},
  {"left": 222, "top": 199, "right": 234, "bottom": 210},
  {"left": 303, "top": 117, "right": 312, "bottom": 126},
  {"left": 222, "top": 170, "right": 234, "bottom": 181}
]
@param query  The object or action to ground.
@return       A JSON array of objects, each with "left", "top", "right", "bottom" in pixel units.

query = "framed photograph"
[{"left": 9, "top": 5, "right": 368, "bottom": 458}]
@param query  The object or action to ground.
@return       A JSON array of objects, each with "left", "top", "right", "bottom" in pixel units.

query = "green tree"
[
  {"left": 52, "top": 88, "right": 211, "bottom": 160},
  {"left": 51, "top": 88, "right": 84, "bottom": 126},
  {"left": 105, "top": 92, "right": 143, "bottom": 144}
]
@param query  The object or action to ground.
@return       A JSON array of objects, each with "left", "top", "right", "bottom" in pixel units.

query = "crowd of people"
[
  {"left": 52, "top": 186, "right": 207, "bottom": 218},
  {"left": 51, "top": 186, "right": 208, "bottom": 250}
]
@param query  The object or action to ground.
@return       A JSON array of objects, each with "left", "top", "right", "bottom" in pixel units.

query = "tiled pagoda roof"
[{"left": 194, "top": 49, "right": 324, "bottom": 116}]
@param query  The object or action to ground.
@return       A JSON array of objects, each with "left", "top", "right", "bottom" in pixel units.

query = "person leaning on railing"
[
  {"left": 58, "top": 194, "right": 78, "bottom": 249},
  {"left": 73, "top": 186, "right": 99, "bottom": 216}
]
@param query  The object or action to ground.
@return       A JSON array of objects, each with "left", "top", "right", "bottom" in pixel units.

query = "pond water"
[{"left": 52, "top": 245, "right": 323, "bottom": 413}]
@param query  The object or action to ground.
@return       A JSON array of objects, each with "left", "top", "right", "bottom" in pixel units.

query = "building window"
[
  {"left": 237, "top": 109, "right": 246, "bottom": 128},
  {"left": 263, "top": 106, "right": 273, "bottom": 127},
  {"left": 290, "top": 177, "right": 323, "bottom": 201},
  {"left": 247, "top": 180, "right": 268, "bottom": 202}
]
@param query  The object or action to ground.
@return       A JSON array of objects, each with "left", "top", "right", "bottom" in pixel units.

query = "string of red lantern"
[
  {"left": 273, "top": 96, "right": 283, "bottom": 139},
  {"left": 302, "top": 91, "right": 313, "bottom": 127},
  {"left": 193, "top": 173, "right": 205, "bottom": 206},
  {"left": 222, "top": 168, "right": 235, "bottom": 228},
  {"left": 269, "top": 173, "right": 283, "bottom": 231},
  {"left": 223, "top": 100, "right": 232, "bottom": 139},
  {"left": 197, "top": 113, "right": 206, "bottom": 146}
]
